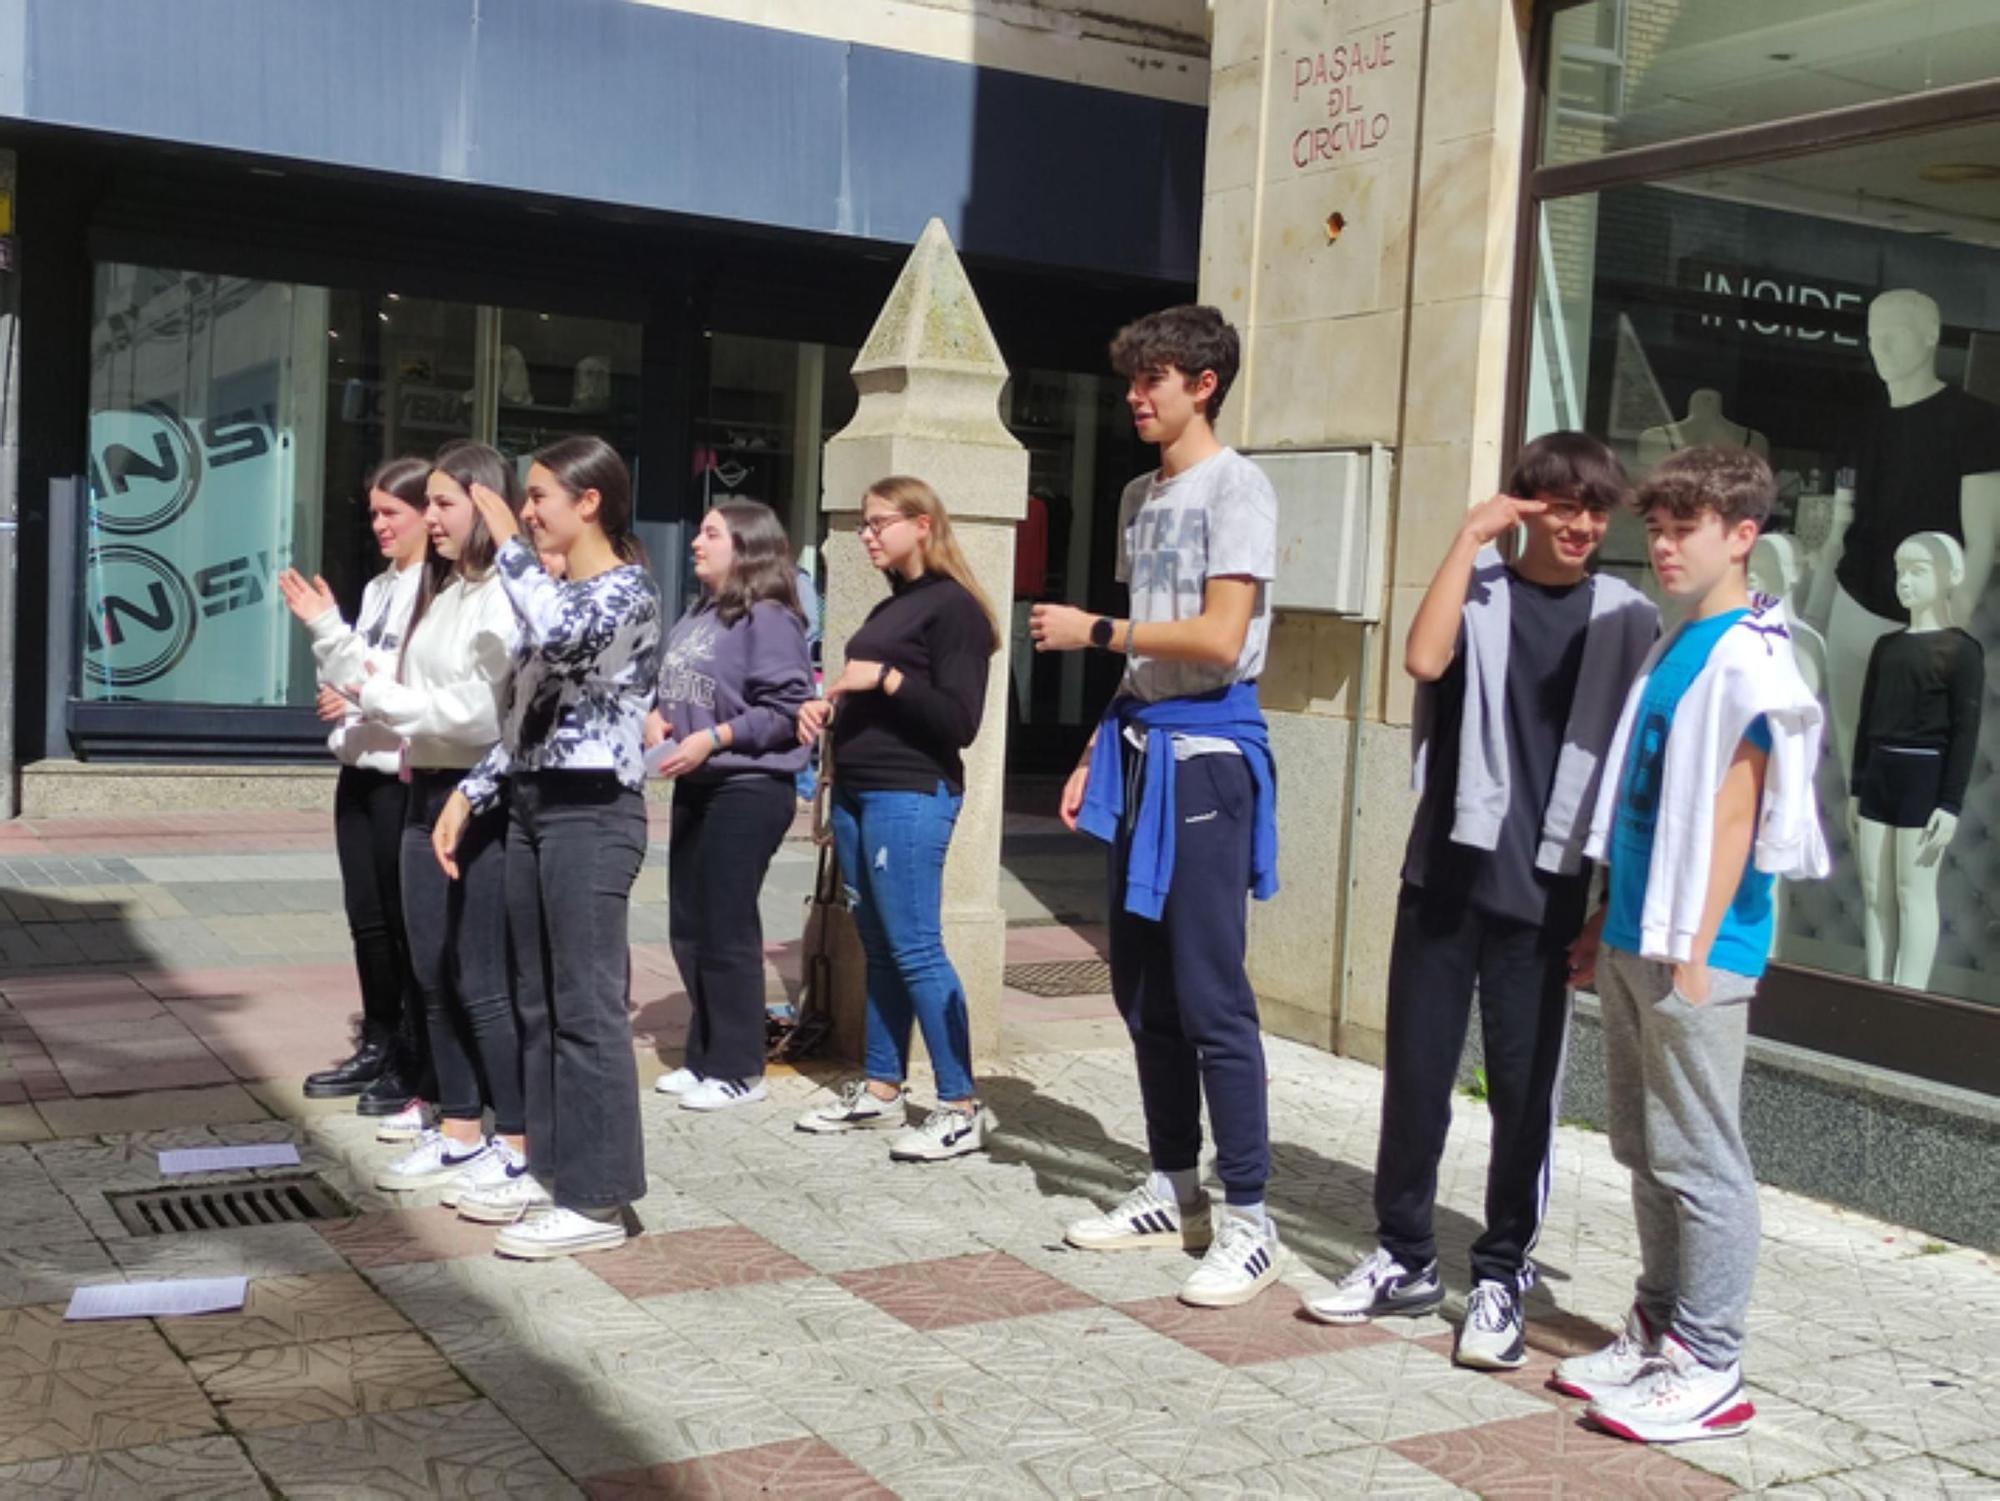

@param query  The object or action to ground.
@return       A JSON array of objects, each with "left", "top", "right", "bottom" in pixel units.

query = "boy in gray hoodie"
[{"left": 1308, "top": 433, "right": 1657, "bottom": 1372}]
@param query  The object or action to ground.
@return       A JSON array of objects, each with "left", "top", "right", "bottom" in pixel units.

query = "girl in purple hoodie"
[{"left": 647, "top": 500, "right": 814, "bottom": 1112}]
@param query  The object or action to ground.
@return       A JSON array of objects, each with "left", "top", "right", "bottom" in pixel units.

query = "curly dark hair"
[
  {"left": 1109, "top": 305, "right": 1241, "bottom": 422},
  {"left": 1636, "top": 446, "right": 1774, "bottom": 531}
]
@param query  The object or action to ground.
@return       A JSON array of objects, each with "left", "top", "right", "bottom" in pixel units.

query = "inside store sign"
[{"left": 1291, "top": 32, "right": 1395, "bottom": 168}]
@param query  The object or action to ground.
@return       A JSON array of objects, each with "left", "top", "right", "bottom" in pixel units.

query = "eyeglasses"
[{"left": 858, "top": 514, "right": 910, "bottom": 538}]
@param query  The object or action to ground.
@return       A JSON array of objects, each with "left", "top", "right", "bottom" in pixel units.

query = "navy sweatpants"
[{"left": 1108, "top": 745, "right": 1270, "bottom": 1205}]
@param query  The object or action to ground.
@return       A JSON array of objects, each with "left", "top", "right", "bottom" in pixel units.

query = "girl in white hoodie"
[
  {"left": 278, "top": 457, "right": 431, "bottom": 1128},
  {"left": 354, "top": 441, "right": 527, "bottom": 1204}
]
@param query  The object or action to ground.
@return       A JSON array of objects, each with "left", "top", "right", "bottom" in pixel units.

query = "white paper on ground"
[
  {"left": 66, "top": 1276, "right": 249, "bottom": 1320},
  {"left": 157, "top": 1143, "right": 302, "bottom": 1175}
]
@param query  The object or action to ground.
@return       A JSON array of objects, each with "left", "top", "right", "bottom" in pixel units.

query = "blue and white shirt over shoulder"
[{"left": 459, "top": 537, "right": 662, "bottom": 813}]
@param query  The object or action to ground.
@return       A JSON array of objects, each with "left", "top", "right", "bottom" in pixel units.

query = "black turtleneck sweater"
[{"left": 831, "top": 572, "right": 993, "bottom": 794}]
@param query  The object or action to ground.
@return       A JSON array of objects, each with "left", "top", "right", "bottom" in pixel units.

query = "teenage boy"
[
  {"left": 1558, "top": 446, "right": 1828, "bottom": 1443},
  {"left": 1028, "top": 304, "right": 1282, "bottom": 1308},
  {"left": 1307, "top": 434, "right": 1658, "bottom": 1370}
]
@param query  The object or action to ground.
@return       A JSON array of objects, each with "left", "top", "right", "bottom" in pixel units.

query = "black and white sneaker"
[
  {"left": 1304, "top": 1247, "right": 1445, "bottom": 1324},
  {"left": 680, "top": 1076, "right": 768, "bottom": 1112},
  {"left": 795, "top": 1080, "right": 907, "bottom": 1134},
  {"left": 1064, "top": 1183, "right": 1213, "bottom": 1252},
  {"left": 1178, "top": 1212, "right": 1282, "bottom": 1308},
  {"left": 1455, "top": 1279, "right": 1528, "bottom": 1369},
  {"left": 888, "top": 1104, "right": 992, "bottom": 1161}
]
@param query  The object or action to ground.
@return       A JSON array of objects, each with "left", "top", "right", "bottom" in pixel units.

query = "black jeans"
[
  {"left": 507, "top": 772, "right": 648, "bottom": 1211},
  {"left": 401, "top": 770, "right": 524, "bottom": 1135},
  {"left": 1109, "top": 748, "right": 1270, "bottom": 1206},
  {"left": 670, "top": 772, "right": 795, "bottom": 1082},
  {"left": 333, "top": 766, "right": 427, "bottom": 1080},
  {"left": 1374, "top": 881, "right": 1575, "bottom": 1291}
]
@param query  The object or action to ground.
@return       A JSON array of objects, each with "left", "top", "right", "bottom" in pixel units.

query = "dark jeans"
[
  {"left": 1108, "top": 748, "right": 1270, "bottom": 1206},
  {"left": 1375, "top": 881, "right": 1575, "bottom": 1290},
  {"left": 507, "top": 772, "right": 648, "bottom": 1210},
  {"left": 831, "top": 782, "right": 975, "bottom": 1102},
  {"left": 671, "top": 772, "right": 795, "bottom": 1081},
  {"left": 333, "top": 766, "right": 427, "bottom": 1084},
  {"left": 401, "top": 770, "right": 523, "bottom": 1134}
]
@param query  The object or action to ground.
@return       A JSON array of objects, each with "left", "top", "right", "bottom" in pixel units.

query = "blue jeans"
[{"left": 831, "top": 783, "right": 976, "bottom": 1102}]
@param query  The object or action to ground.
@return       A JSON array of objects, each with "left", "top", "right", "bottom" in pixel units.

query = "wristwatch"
[{"left": 1089, "top": 617, "right": 1115, "bottom": 649}]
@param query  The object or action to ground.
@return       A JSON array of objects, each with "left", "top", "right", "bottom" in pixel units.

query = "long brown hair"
[
  {"left": 401, "top": 440, "right": 522, "bottom": 674},
  {"left": 532, "top": 435, "right": 647, "bottom": 566},
  {"left": 864, "top": 476, "right": 999, "bottom": 652},
  {"left": 366, "top": 454, "right": 431, "bottom": 514},
  {"left": 705, "top": 499, "right": 802, "bottom": 626}
]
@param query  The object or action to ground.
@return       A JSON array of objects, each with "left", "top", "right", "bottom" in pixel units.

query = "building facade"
[{"left": 0, "top": 0, "right": 1208, "bottom": 784}]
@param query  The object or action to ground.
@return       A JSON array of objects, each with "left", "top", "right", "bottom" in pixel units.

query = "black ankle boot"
[
  {"left": 304, "top": 1039, "right": 389, "bottom": 1098},
  {"left": 355, "top": 1065, "right": 416, "bottom": 1117}
]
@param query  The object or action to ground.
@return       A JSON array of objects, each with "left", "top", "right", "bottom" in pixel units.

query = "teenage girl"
[
  {"left": 434, "top": 435, "right": 661, "bottom": 1258},
  {"left": 648, "top": 499, "right": 812, "bottom": 1112}
]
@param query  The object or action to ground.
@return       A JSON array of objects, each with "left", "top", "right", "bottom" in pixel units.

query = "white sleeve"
[
  {"left": 360, "top": 587, "right": 517, "bottom": 747},
  {"left": 305, "top": 605, "right": 364, "bottom": 688}
]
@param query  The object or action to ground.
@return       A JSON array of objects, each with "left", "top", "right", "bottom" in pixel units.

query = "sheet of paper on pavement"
[
  {"left": 156, "top": 1143, "right": 302, "bottom": 1175},
  {"left": 66, "top": 1277, "right": 250, "bottom": 1320}
]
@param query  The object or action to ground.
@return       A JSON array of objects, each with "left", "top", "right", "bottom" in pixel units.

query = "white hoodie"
[
  {"left": 357, "top": 571, "right": 518, "bottom": 771},
  {"left": 307, "top": 564, "right": 422, "bottom": 775},
  {"left": 1583, "top": 601, "right": 1830, "bottom": 964}
]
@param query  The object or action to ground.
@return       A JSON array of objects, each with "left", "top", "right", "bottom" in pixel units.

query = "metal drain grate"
[
  {"left": 107, "top": 1174, "right": 354, "bottom": 1236},
  {"left": 1005, "top": 959, "right": 1113, "bottom": 997}
]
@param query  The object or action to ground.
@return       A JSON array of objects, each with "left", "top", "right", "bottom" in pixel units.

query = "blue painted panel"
[{"left": 9, "top": 0, "right": 1202, "bottom": 282}]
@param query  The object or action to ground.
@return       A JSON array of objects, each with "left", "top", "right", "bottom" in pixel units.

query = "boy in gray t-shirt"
[{"left": 1030, "top": 305, "right": 1283, "bottom": 1310}]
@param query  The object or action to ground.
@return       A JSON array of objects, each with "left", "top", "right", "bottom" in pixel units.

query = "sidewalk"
[{"left": 0, "top": 807, "right": 1996, "bottom": 1497}]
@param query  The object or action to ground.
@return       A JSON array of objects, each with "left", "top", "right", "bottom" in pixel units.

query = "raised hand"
[
  {"left": 276, "top": 568, "right": 338, "bottom": 625},
  {"left": 468, "top": 482, "right": 521, "bottom": 547},
  {"left": 1460, "top": 493, "right": 1549, "bottom": 548}
]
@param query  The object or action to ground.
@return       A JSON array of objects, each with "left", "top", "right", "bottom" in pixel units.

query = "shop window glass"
[
  {"left": 1543, "top": 0, "right": 1989, "bottom": 165},
  {"left": 84, "top": 264, "right": 644, "bottom": 715},
  {"left": 1521, "top": 119, "right": 2000, "bottom": 1008}
]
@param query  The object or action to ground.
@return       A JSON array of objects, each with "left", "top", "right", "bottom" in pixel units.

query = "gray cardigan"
[{"left": 1409, "top": 547, "right": 1659, "bottom": 878}]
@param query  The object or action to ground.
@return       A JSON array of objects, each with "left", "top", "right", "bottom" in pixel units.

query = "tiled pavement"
[{"left": 0, "top": 808, "right": 1997, "bottom": 1497}]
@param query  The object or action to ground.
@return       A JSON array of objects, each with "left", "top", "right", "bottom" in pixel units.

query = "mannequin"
[
  {"left": 1747, "top": 534, "right": 1828, "bottom": 699},
  {"left": 1637, "top": 388, "right": 1770, "bottom": 471},
  {"left": 1850, "top": 533, "right": 1984, "bottom": 990},
  {"left": 1807, "top": 289, "right": 2000, "bottom": 783}
]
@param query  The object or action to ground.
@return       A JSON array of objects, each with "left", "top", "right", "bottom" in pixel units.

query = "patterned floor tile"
[
  {"left": 583, "top": 1436, "right": 897, "bottom": 1499},
  {"left": 835, "top": 1251, "right": 1098, "bottom": 1331},
  {"left": 1668, "top": 1391, "right": 1919, "bottom": 1492},
  {"left": 1248, "top": 1338, "right": 1552, "bottom": 1443},
  {"left": 639, "top": 1274, "right": 913, "bottom": 1353},
  {"left": 991, "top": 1237, "right": 1205, "bottom": 1305},
  {"left": 314, "top": 1209, "right": 501, "bottom": 1270},
  {"left": 0, "top": 1300, "right": 177, "bottom": 1374},
  {"left": 240, "top": 1397, "right": 581, "bottom": 1498},
  {"left": 720, "top": 1329, "right": 983, "bottom": 1436},
  {"left": 157, "top": 1271, "right": 412, "bottom": 1357},
  {"left": 0, "top": 1434, "right": 267, "bottom": 1499},
  {"left": 428, "top": 1303, "right": 694, "bottom": 1382},
  {"left": 1180, "top": 1447, "right": 1477, "bottom": 1499},
  {"left": 189, "top": 1331, "right": 476, "bottom": 1432},
  {"left": 1118, "top": 1286, "right": 1398, "bottom": 1367},
  {"left": 828, "top": 1396, "right": 1164, "bottom": 1501},
  {"left": 932, "top": 1306, "right": 1224, "bottom": 1397},
  {"left": 1762, "top": 1454, "right": 2000, "bottom": 1499},
  {"left": 0, "top": 1350, "right": 221, "bottom": 1462},
  {"left": 105, "top": 1222, "right": 349, "bottom": 1280},
  {"left": 1390, "top": 1408, "right": 1738, "bottom": 1499},
  {"left": 366, "top": 1256, "right": 636, "bottom": 1336},
  {"left": 478, "top": 1357, "right": 808, "bottom": 1478},
  {"left": 0, "top": 1241, "right": 123, "bottom": 1310},
  {"left": 583, "top": 1226, "right": 817, "bottom": 1301},
  {"left": 1752, "top": 1347, "right": 2000, "bottom": 1453}
]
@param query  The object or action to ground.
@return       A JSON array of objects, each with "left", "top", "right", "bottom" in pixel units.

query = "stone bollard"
[{"left": 817, "top": 218, "right": 1028, "bottom": 1072}]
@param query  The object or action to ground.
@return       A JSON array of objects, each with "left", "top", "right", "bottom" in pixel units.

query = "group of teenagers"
[{"left": 291, "top": 303, "right": 1827, "bottom": 1448}]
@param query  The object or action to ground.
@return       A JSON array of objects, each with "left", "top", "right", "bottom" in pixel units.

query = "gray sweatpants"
[{"left": 1598, "top": 947, "right": 1759, "bottom": 1369}]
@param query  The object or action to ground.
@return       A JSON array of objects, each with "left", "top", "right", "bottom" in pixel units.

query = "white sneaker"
[
  {"left": 1455, "top": 1280, "right": 1527, "bottom": 1370},
  {"left": 888, "top": 1104, "right": 992, "bottom": 1162},
  {"left": 653, "top": 1067, "right": 700, "bottom": 1096},
  {"left": 375, "top": 1130, "right": 490, "bottom": 1192},
  {"left": 795, "top": 1080, "right": 907, "bottom": 1134},
  {"left": 1304, "top": 1248, "right": 1445, "bottom": 1325},
  {"left": 1178, "top": 1211, "right": 1281, "bottom": 1308},
  {"left": 374, "top": 1099, "right": 434, "bottom": 1144},
  {"left": 441, "top": 1139, "right": 525, "bottom": 1209},
  {"left": 1064, "top": 1183, "right": 1213, "bottom": 1252},
  {"left": 1586, "top": 1334, "right": 1754, "bottom": 1444},
  {"left": 458, "top": 1170, "right": 555, "bottom": 1225},
  {"left": 493, "top": 1204, "right": 629, "bottom": 1260},
  {"left": 681, "top": 1076, "right": 768, "bottom": 1112},
  {"left": 1551, "top": 1304, "right": 1662, "bottom": 1402}
]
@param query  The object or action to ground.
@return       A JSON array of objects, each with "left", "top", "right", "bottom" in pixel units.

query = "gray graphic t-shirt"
[{"left": 1116, "top": 448, "right": 1278, "bottom": 722}]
